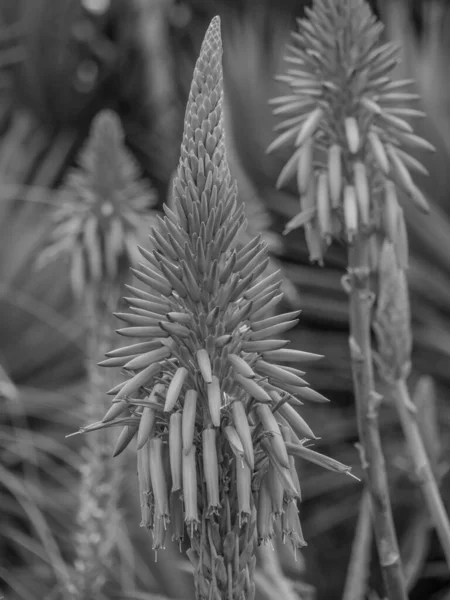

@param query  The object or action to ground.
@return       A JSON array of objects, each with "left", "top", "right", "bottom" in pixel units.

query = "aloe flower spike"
[
  {"left": 80, "top": 15, "right": 355, "bottom": 600},
  {"left": 270, "top": 0, "right": 434, "bottom": 263}
]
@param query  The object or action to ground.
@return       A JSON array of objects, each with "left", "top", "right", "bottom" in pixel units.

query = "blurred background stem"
[
  {"left": 72, "top": 285, "right": 122, "bottom": 599},
  {"left": 347, "top": 240, "right": 407, "bottom": 600}
]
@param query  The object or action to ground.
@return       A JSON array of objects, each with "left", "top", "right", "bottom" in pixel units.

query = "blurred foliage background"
[{"left": 1, "top": 0, "right": 450, "bottom": 599}]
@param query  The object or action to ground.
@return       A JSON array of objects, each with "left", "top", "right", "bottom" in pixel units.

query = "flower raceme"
[
  {"left": 75, "top": 16, "right": 354, "bottom": 600},
  {"left": 269, "top": 0, "right": 434, "bottom": 264},
  {"left": 39, "top": 110, "right": 157, "bottom": 295}
]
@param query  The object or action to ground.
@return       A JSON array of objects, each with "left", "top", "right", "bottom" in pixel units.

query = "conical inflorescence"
[
  {"left": 39, "top": 110, "right": 157, "bottom": 295},
  {"left": 79, "top": 16, "right": 354, "bottom": 600},
  {"left": 269, "top": 0, "right": 433, "bottom": 264}
]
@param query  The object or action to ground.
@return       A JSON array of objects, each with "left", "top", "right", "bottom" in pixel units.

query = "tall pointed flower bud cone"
[
  {"left": 270, "top": 0, "right": 433, "bottom": 260},
  {"left": 38, "top": 110, "right": 157, "bottom": 296},
  {"left": 77, "top": 16, "right": 354, "bottom": 600}
]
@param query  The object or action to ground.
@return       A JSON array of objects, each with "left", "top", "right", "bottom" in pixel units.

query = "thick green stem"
[
  {"left": 347, "top": 241, "right": 407, "bottom": 600},
  {"left": 393, "top": 378, "right": 450, "bottom": 568}
]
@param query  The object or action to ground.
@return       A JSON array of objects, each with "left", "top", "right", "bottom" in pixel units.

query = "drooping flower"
[
  {"left": 39, "top": 110, "right": 157, "bottom": 296},
  {"left": 269, "top": 0, "right": 434, "bottom": 264},
  {"left": 77, "top": 16, "right": 354, "bottom": 600}
]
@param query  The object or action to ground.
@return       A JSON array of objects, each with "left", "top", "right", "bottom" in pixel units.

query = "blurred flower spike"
[
  {"left": 76, "top": 16, "right": 354, "bottom": 600},
  {"left": 269, "top": 0, "right": 434, "bottom": 264},
  {"left": 39, "top": 110, "right": 157, "bottom": 295}
]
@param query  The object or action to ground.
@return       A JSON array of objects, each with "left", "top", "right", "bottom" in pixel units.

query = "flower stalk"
[
  {"left": 73, "top": 287, "right": 122, "bottom": 599},
  {"left": 347, "top": 240, "right": 407, "bottom": 600}
]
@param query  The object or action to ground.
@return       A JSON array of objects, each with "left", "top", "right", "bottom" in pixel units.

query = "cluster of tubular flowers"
[
  {"left": 269, "top": 0, "right": 434, "bottom": 264},
  {"left": 39, "top": 110, "right": 157, "bottom": 295},
  {"left": 77, "top": 16, "right": 354, "bottom": 600}
]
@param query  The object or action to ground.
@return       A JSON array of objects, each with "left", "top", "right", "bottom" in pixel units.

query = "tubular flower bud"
[
  {"left": 296, "top": 138, "right": 314, "bottom": 194},
  {"left": 202, "top": 428, "right": 221, "bottom": 514},
  {"left": 383, "top": 181, "right": 399, "bottom": 244},
  {"left": 137, "top": 443, "right": 153, "bottom": 528},
  {"left": 257, "top": 477, "right": 275, "bottom": 545},
  {"left": 182, "top": 389, "right": 197, "bottom": 454},
  {"left": 169, "top": 412, "right": 183, "bottom": 492},
  {"left": 353, "top": 163, "right": 370, "bottom": 226},
  {"left": 345, "top": 117, "right": 360, "bottom": 154},
  {"left": 183, "top": 446, "right": 199, "bottom": 537},
  {"left": 137, "top": 406, "right": 156, "bottom": 450},
  {"left": 75, "top": 15, "right": 350, "bottom": 599},
  {"left": 343, "top": 186, "right": 358, "bottom": 243},
  {"left": 317, "top": 171, "right": 332, "bottom": 241},
  {"left": 269, "top": 0, "right": 432, "bottom": 257},
  {"left": 236, "top": 460, "right": 252, "bottom": 525},
  {"left": 268, "top": 461, "right": 285, "bottom": 518},
  {"left": 328, "top": 144, "right": 342, "bottom": 209}
]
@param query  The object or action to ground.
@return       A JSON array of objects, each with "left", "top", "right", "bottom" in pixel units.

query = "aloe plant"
[
  {"left": 76, "top": 16, "right": 355, "bottom": 600},
  {"left": 269, "top": 0, "right": 450, "bottom": 597}
]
